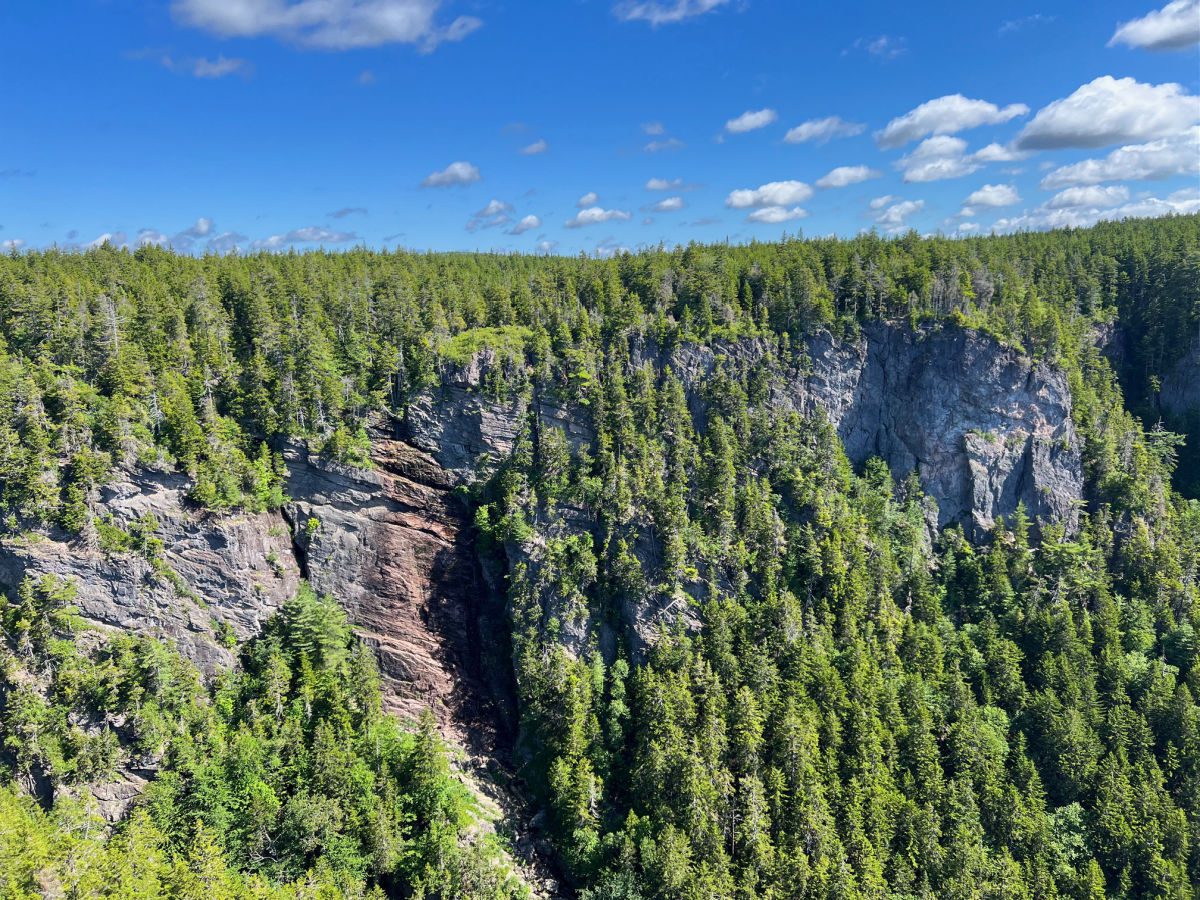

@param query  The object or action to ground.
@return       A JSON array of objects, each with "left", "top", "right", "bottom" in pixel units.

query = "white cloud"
[
  {"left": 645, "top": 137, "right": 684, "bottom": 152},
  {"left": 192, "top": 55, "right": 249, "bottom": 78},
  {"left": 726, "top": 180, "right": 814, "bottom": 208},
  {"left": 467, "top": 199, "right": 513, "bottom": 232},
  {"left": 784, "top": 116, "right": 866, "bottom": 144},
  {"left": 180, "top": 216, "right": 214, "bottom": 238},
  {"left": 1016, "top": 76, "right": 1200, "bottom": 150},
  {"left": 206, "top": 231, "right": 246, "bottom": 253},
  {"left": 1000, "top": 13, "right": 1056, "bottom": 35},
  {"left": 577, "top": 191, "right": 600, "bottom": 208},
  {"left": 642, "top": 121, "right": 666, "bottom": 135},
  {"left": 725, "top": 108, "right": 778, "bottom": 134},
  {"left": 869, "top": 194, "right": 898, "bottom": 210},
  {"left": 1109, "top": 0, "right": 1200, "bottom": 50},
  {"left": 1039, "top": 127, "right": 1200, "bottom": 187},
  {"left": 747, "top": 206, "right": 807, "bottom": 224},
  {"left": 137, "top": 229, "right": 171, "bottom": 247},
  {"left": 849, "top": 35, "right": 907, "bottom": 60},
  {"left": 816, "top": 165, "right": 881, "bottom": 189},
  {"left": 652, "top": 196, "right": 685, "bottom": 212},
  {"left": 874, "top": 199, "right": 925, "bottom": 232},
  {"left": 566, "top": 206, "right": 632, "bottom": 228},
  {"left": 328, "top": 207, "right": 367, "bottom": 218},
  {"left": 171, "top": 0, "right": 481, "bottom": 51},
  {"left": 536, "top": 239, "right": 558, "bottom": 253},
  {"left": 964, "top": 183, "right": 1021, "bottom": 208},
  {"left": 614, "top": 0, "right": 730, "bottom": 25},
  {"left": 252, "top": 225, "right": 357, "bottom": 249},
  {"left": 1045, "top": 185, "right": 1131, "bottom": 209},
  {"left": 994, "top": 187, "right": 1200, "bottom": 231},
  {"left": 877, "top": 94, "right": 1029, "bottom": 148},
  {"left": 957, "top": 222, "right": 980, "bottom": 233},
  {"left": 507, "top": 214, "right": 541, "bottom": 235},
  {"left": 421, "top": 160, "right": 481, "bottom": 187},
  {"left": 520, "top": 138, "right": 548, "bottom": 155},
  {"left": 646, "top": 177, "right": 683, "bottom": 190},
  {"left": 972, "top": 142, "right": 1028, "bottom": 162},
  {"left": 896, "top": 136, "right": 981, "bottom": 182},
  {"left": 88, "top": 232, "right": 128, "bottom": 248},
  {"left": 2, "top": 239, "right": 25, "bottom": 251}
]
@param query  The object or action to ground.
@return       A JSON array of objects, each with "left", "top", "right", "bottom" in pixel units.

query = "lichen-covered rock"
[{"left": 0, "top": 468, "right": 299, "bottom": 672}]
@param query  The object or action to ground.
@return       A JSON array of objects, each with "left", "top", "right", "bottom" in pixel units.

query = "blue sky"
[{"left": 1, "top": 0, "right": 1198, "bottom": 255}]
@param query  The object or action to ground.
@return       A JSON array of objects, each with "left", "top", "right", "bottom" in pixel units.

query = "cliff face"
[
  {"left": 659, "top": 321, "right": 1082, "bottom": 534},
  {"left": 283, "top": 438, "right": 511, "bottom": 749},
  {"left": 1160, "top": 335, "right": 1200, "bottom": 419},
  {"left": 0, "top": 468, "right": 300, "bottom": 672},
  {"left": 0, "top": 321, "right": 1085, "bottom": 701}
]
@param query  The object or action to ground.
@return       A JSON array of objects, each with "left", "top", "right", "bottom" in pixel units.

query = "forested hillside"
[{"left": 0, "top": 215, "right": 1198, "bottom": 899}]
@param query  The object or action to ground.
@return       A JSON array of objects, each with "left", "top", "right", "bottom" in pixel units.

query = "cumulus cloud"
[
  {"left": 328, "top": 207, "right": 367, "bottom": 218},
  {"left": 896, "top": 136, "right": 981, "bottom": 182},
  {"left": 964, "top": 184, "right": 1021, "bottom": 208},
  {"left": 642, "top": 122, "right": 666, "bottom": 135},
  {"left": 614, "top": 0, "right": 730, "bottom": 25},
  {"left": 725, "top": 108, "right": 778, "bottom": 134},
  {"left": 874, "top": 199, "right": 925, "bottom": 232},
  {"left": 726, "top": 180, "right": 814, "bottom": 209},
  {"left": 577, "top": 191, "right": 600, "bottom": 208},
  {"left": 784, "top": 116, "right": 866, "bottom": 144},
  {"left": 421, "top": 160, "right": 481, "bottom": 187},
  {"left": 747, "top": 206, "right": 807, "bottom": 224},
  {"left": 646, "top": 177, "right": 683, "bottom": 190},
  {"left": 652, "top": 196, "right": 685, "bottom": 212},
  {"left": 869, "top": 194, "right": 898, "bottom": 210},
  {"left": 994, "top": 187, "right": 1200, "bottom": 231},
  {"left": 1045, "top": 185, "right": 1131, "bottom": 209},
  {"left": 507, "top": 214, "right": 541, "bottom": 235},
  {"left": 171, "top": 0, "right": 482, "bottom": 51},
  {"left": 252, "top": 225, "right": 357, "bottom": 249},
  {"left": 88, "top": 232, "right": 129, "bottom": 249},
  {"left": 206, "top": 231, "right": 247, "bottom": 253},
  {"left": 1109, "top": 0, "right": 1200, "bottom": 50},
  {"left": 536, "top": 239, "right": 558, "bottom": 253},
  {"left": 972, "top": 142, "right": 1028, "bottom": 162},
  {"left": 877, "top": 94, "right": 1030, "bottom": 148},
  {"left": 566, "top": 206, "right": 632, "bottom": 228},
  {"left": 1039, "top": 126, "right": 1200, "bottom": 187},
  {"left": 1015, "top": 76, "right": 1200, "bottom": 150},
  {"left": 1, "top": 239, "right": 25, "bottom": 251},
  {"left": 520, "top": 138, "right": 548, "bottom": 155},
  {"left": 467, "top": 199, "right": 513, "bottom": 232},
  {"left": 816, "top": 165, "right": 881, "bottom": 189}
]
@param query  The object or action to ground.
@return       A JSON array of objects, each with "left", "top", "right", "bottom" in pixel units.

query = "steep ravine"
[{"left": 0, "top": 319, "right": 1089, "bottom": 894}]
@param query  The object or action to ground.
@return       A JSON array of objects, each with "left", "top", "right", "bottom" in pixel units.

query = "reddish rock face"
[{"left": 284, "top": 438, "right": 506, "bottom": 750}]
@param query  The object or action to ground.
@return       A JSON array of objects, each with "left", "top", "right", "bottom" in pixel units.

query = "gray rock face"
[
  {"left": 0, "top": 469, "right": 300, "bottom": 671},
  {"left": 1160, "top": 335, "right": 1200, "bottom": 418},
  {"left": 663, "top": 321, "right": 1082, "bottom": 534},
  {"left": 404, "top": 352, "right": 528, "bottom": 481}
]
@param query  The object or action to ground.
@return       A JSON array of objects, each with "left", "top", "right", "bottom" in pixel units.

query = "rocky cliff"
[
  {"left": 1160, "top": 334, "right": 1200, "bottom": 419},
  {"left": 650, "top": 321, "right": 1082, "bottom": 534}
]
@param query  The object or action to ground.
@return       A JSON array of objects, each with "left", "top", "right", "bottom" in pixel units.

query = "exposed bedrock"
[
  {"left": 1159, "top": 334, "right": 1200, "bottom": 419},
  {"left": 0, "top": 468, "right": 300, "bottom": 672},
  {"left": 660, "top": 321, "right": 1083, "bottom": 534}
]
